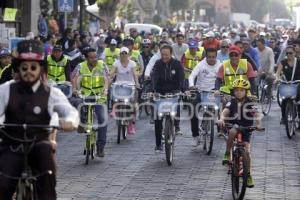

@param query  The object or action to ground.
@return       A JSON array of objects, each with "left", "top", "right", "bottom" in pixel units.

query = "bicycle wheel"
[
  {"left": 164, "top": 116, "right": 174, "bottom": 166},
  {"left": 122, "top": 125, "right": 127, "bottom": 139},
  {"left": 285, "top": 100, "right": 295, "bottom": 139},
  {"left": 145, "top": 104, "right": 151, "bottom": 116},
  {"left": 203, "top": 113, "right": 214, "bottom": 155},
  {"left": 85, "top": 135, "right": 90, "bottom": 165},
  {"left": 260, "top": 89, "right": 271, "bottom": 116},
  {"left": 276, "top": 89, "right": 282, "bottom": 107},
  {"left": 231, "top": 149, "right": 249, "bottom": 200},
  {"left": 117, "top": 123, "right": 122, "bottom": 144}
]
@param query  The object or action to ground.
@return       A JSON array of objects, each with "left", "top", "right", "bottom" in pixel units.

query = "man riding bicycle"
[{"left": 0, "top": 40, "right": 78, "bottom": 199}]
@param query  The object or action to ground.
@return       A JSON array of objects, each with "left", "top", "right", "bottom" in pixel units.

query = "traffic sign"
[{"left": 58, "top": 0, "right": 74, "bottom": 13}]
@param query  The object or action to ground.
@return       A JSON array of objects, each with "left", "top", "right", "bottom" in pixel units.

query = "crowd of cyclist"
[{"left": 1, "top": 24, "right": 300, "bottom": 198}]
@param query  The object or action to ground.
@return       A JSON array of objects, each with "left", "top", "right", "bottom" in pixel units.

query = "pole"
[{"left": 79, "top": 0, "right": 84, "bottom": 34}]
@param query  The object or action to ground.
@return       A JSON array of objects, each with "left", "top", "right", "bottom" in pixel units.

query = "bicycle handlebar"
[
  {"left": 224, "top": 123, "right": 265, "bottom": 132},
  {"left": 279, "top": 80, "right": 300, "bottom": 84}
]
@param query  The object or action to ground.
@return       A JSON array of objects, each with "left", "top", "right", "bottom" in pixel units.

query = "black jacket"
[{"left": 152, "top": 58, "right": 185, "bottom": 94}]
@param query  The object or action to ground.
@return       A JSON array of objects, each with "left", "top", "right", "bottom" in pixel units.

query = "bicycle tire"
[
  {"left": 203, "top": 115, "right": 214, "bottom": 155},
  {"left": 145, "top": 104, "right": 151, "bottom": 116},
  {"left": 276, "top": 89, "right": 282, "bottom": 107},
  {"left": 164, "top": 116, "right": 174, "bottom": 166},
  {"left": 117, "top": 123, "right": 122, "bottom": 144},
  {"left": 231, "top": 149, "right": 249, "bottom": 200},
  {"left": 85, "top": 135, "right": 90, "bottom": 165},
  {"left": 285, "top": 100, "right": 295, "bottom": 139},
  {"left": 260, "top": 89, "right": 271, "bottom": 116}
]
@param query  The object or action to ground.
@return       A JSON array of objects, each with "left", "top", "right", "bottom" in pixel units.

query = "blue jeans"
[{"left": 71, "top": 97, "right": 108, "bottom": 149}]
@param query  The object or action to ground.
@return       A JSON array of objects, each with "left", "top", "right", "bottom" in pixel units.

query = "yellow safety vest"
[
  {"left": 47, "top": 55, "right": 68, "bottom": 82},
  {"left": 104, "top": 48, "right": 120, "bottom": 70},
  {"left": 0, "top": 65, "right": 10, "bottom": 79},
  {"left": 130, "top": 50, "right": 141, "bottom": 73},
  {"left": 184, "top": 48, "right": 204, "bottom": 79},
  {"left": 223, "top": 59, "right": 248, "bottom": 89},
  {"left": 133, "top": 36, "right": 142, "bottom": 50},
  {"left": 79, "top": 60, "right": 106, "bottom": 103}
]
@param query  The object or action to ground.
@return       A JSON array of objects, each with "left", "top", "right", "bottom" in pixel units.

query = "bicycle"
[
  {"left": 188, "top": 89, "right": 220, "bottom": 155},
  {"left": 257, "top": 74, "right": 272, "bottom": 116},
  {"left": 223, "top": 123, "right": 264, "bottom": 200},
  {"left": 278, "top": 80, "right": 300, "bottom": 139},
  {"left": 80, "top": 95, "right": 106, "bottom": 165},
  {"left": 138, "top": 79, "right": 153, "bottom": 118},
  {"left": 153, "top": 92, "right": 183, "bottom": 166},
  {"left": 0, "top": 123, "right": 56, "bottom": 200},
  {"left": 111, "top": 82, "right": 136, "bottom": 144}
]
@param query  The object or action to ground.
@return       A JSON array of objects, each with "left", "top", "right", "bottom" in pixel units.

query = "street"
[{"left": 56, "top": 103, "right": 300, "bottom": 200}]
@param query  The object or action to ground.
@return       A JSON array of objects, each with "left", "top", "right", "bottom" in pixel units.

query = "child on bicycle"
[{"left": 217, "top": 79, "right": 263, "bottom": 188}]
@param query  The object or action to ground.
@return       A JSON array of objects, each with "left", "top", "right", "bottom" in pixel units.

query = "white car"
[{"left": 124, "top": 23, "right": 163, "bottom": 35}]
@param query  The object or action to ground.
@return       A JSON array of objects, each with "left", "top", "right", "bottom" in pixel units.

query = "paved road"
[{"left": 56, "top": 104, "right": 300, "bottom": 200}]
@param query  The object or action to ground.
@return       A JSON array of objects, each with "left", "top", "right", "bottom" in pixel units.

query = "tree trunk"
[{"left": 98, "top": 0, "right": 119, "bottom": 29}]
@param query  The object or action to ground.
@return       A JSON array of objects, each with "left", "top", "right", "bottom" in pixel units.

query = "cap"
[
  {"left": 206, "top": 31, "right": 215, "bottom": 38},
  {"left": 0, "top": 48, "right": 11, "bottom": 57},
  {"left": 16, "top": 40, "right": 44, "bottom": 61},
  {"left": 120, "top": 47, "right": 129, "bottom": 54},
  {"left": 259, "top": 32, "right": 266, "bottom": 36},
  {"left": 110, "top": 39, "right": 118, "bottom": 45},
  {"left": 229, "top": 45, "right": 241, "bottom": 55},
  {"left": 53, "top": 44, "right": 63, "bottom": 51},
  {"left": 188, "top": 40, "right": 199, "bottom": 48},
  {"left": 161, "top": 32, "right": 168, "bottom": 37},
  {"left": 222, "top": 32, "right": 229, "bottom": 38}
]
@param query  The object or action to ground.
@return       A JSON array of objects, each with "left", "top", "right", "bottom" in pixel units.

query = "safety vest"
[
  {"left": 47, "top": 55, "right": 68, "bottom": 82},
  {"left": 104, "top": 48, "right": 120, "bottom": 70},
  {"left": 133, "top": 36, "right": 142, "bottom": 50},
  {"left": 79, "top": 60, "right": 106, "bottom": 102},
  {"left": 130, "top": 50, "right": 141, "bottom": 72},
  {"left": 0, "top": 65, "right": 10, "bottom": 79},
  {"left": 223, "top": 59, "right": 248, "bottom": 89},
  {"left": 184, "top": 48, "right": 204, "bottom": 79}
]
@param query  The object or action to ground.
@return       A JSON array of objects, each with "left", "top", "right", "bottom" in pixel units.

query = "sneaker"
[
  {"left": 222, "top": 152, "right": 230, "bottom": 165},
  {"left": 77, "top": 125, "right": 86, "bottom": 133},
  {"left": 175, "top": 128, "right": 183, "bottom": 135},
  {"left": 96, "top": 148, "right": 105, "bottom": 157},
  {"left": 155, "top": 145, "right": 163, "bottom": 153},
  {"left": 192, "top": 136, "right": 200, "bottom": 147},
  {"left": 127, "top": 122, "right": 135, "bottom": 135},
  {"left": 247, "top": 174, "right": 255, "bottom": 188}
]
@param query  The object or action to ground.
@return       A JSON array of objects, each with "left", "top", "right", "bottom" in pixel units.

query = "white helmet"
[{"left": 142, "top": 38, "right": 151, "bottom": 45}]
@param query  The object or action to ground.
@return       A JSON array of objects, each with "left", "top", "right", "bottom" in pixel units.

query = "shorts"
[{"left": 238, "top": 128, "right": 251, "bottom": 143}]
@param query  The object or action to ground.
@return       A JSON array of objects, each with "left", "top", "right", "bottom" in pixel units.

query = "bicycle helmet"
[
  {"left": 141, "top": 39, "right": 151, "bottom": 45},
  {"left": 0, "top": 48, "right": 11, "bottom": 58},
  {"left": 232, "top": 79, "right": 250, "bottom": 90},
  {"left": 123, "top": 36, "right": 134, "bottom": 46}
]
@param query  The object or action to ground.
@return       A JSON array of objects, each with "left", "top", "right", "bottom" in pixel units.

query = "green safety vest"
[
  {"left": 130, "top": 50, "right": 141, "bottom": 72},
  {"left": 79, "top": 60, "right": 106, "bottom": 103},
  {"left": 223, "top": 59, "right": 248, "bottom": 89},
  {"left": 47, "top": 55, "right": 68, "bottom": 82},
  {"left": 184, "top": 48, "right": 204, "bottom": 79},
  {"left": 104, "top": 47, "right": 120, "bottom": 70}
]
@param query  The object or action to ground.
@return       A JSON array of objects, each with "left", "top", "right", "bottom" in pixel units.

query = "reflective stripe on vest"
[
  {"left": 79, "top": 60, "right": 105, "bottom": 97},
  {"left": 184, "top": 48, "right": 204, "bottom": 79},
  {"left": 47, "top": 55, "right": 67, "bottom": 82},
  {"left": 223, "top": 59, "right": 248, "bottom": 88},
  {"left": 0, "top": 65, "right": 10, "bottom": 79},
  {"left": 104, "top": 48, "right": 120, "bottom": 69}
]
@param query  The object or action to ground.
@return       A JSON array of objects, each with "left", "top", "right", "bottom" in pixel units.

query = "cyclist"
[
  {"left": 72, "top": 47, "right": 109, "bottom": 157},
  {"left": 151, "top": 45, "right": 184, "bottom": 152},
  {"left": 102, "top": 39, "right": 120, "bottom": 71},
  {"left": 275, "top": 45, "right": 300, "bottom": 124},
  {"left": 172, "top": 32, "right": 188, "bottom": 61},
  {"left": 0, "top": 48, "right": 15, "bottom": 84},
  {"left": 188, "top": 48, "right": 222, "bottom": 147},
  {"left": 140, "top": 39, "right": 153, "bottom": 82},
  {"left": 123, "top": 37, "right": 143, "bottom": 77},
  {"left": 0, "top": 40, "right": 78, "bottom": 199},
  {"left": 110, "top": 47, "right": 140, "bottom": 134},
  {"left": 215, "top": 45, "right": 257, "bottom": 96},
  {"left": 47, "top": 45, "right": 71, "bottom": 82},
  {"left": 217, "top": 79, "right": 263, "bottom": 188}
]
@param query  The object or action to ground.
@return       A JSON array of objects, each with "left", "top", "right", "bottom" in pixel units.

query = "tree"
[
  {"left": 169, "top": 0, "right": 191, "bottom": 13},
  {"left": 97, "top": 0, "right": 120, "bottom": 29}
]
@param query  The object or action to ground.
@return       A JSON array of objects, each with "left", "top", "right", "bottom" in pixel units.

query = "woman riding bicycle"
[
  {"left": 217, "top": 79, "right": 263, "bottom": 188},
  {"left": 110, "top": 47, "right": 140, "bottom": 134},
  {"left": 275, "top": 45, "right": 300, "bottom": 124}
]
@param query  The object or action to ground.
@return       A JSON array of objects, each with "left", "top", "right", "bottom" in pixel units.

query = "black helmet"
[{"left": 13, "top": 40, "right": 47, "bottom": 72}]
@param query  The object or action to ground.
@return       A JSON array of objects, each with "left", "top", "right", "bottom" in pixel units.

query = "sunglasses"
[
  {"left": 221, "top": 46, "right": 229, "bottom": 48},
  {"left": 229, "top": 54, "right": 239, "bottom": 57},
  {"left": 286, "top": 52, "right": 294, "bottom": 55},
  {"left": 20, "top": 65, "right": 38, "bottom": 72},
  {"left": 121, "top": 52, "right": 128, "bottom": 55}
]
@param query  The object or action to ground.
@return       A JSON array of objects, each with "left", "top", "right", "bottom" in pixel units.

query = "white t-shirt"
[
  {"left": 189, "top": 58, "right": 222, "bottom": 91},
  {"left": 113, "top": 59, "right": 136, "bottom": 84}
]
